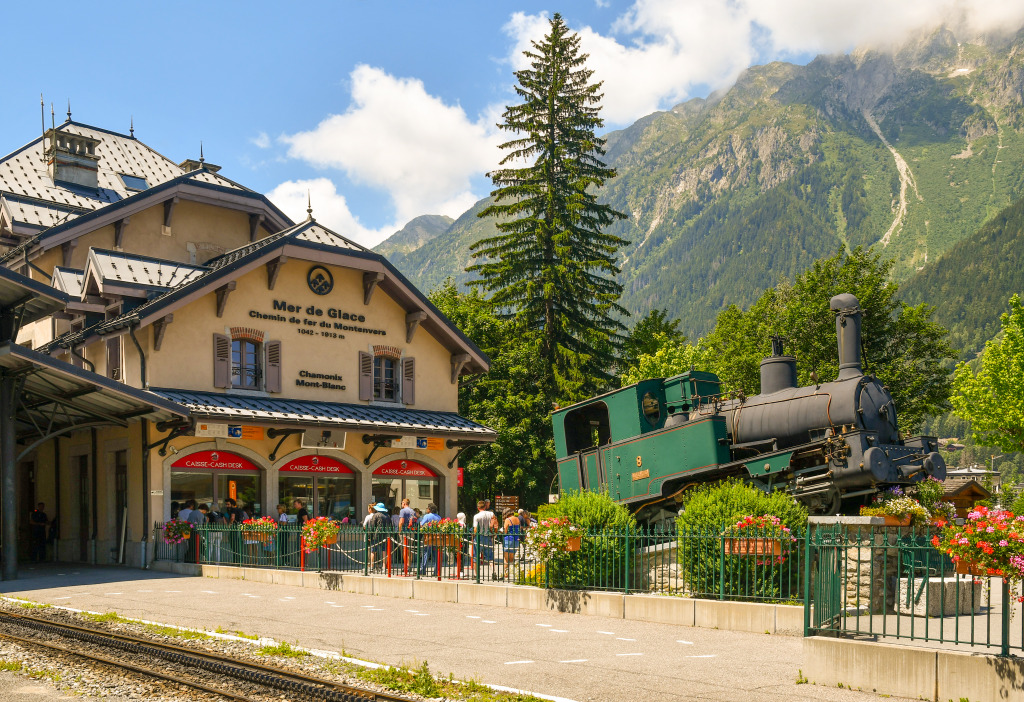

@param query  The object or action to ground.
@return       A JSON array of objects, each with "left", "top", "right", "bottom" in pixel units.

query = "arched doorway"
[{"left": 169, "top": 449, "right": 263, "bottom": 517}]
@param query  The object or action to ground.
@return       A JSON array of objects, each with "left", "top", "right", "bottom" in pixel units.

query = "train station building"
[{"left": 0, "top": 116, "right": 494, "bottom": 577}]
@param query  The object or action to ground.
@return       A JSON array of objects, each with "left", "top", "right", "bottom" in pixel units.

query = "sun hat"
[{"left": 373, "top": 502, "right": 388, "bottom": 513}]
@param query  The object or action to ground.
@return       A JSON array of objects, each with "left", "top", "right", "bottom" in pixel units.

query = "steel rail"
[
  {"left": 0, "top": 610, "right": 406, "bottom": 701},
  {"left": 0, "top": 629, "right": 253, "bottom": 701}
]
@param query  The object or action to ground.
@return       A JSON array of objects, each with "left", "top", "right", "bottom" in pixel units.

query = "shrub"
[
  {"left": 541, "top": 490, "right": 637, "bottom": 589},
  {"left": 676, "top": 480, "right": 807, "bottom": 601}
]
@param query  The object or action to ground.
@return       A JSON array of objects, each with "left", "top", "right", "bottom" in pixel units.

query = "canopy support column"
[{"left": 2, "top": 371, "right": 18, "bottom": 580}]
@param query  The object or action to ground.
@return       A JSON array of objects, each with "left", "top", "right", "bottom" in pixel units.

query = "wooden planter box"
[
  {"left": 955, "top": 561, "right": 988, "bottom": 577},
  {"left": 724, "top": 537, "right": 782, "bottom": 556},
  {"left": 243, "top": 531, "right": 274, "bottom": 544},
  {"left": 425, "top": 534, "right": 459, "bottom": 548},
  {"left": 565, "top": 536, "right": 582, "bottom": 552}
]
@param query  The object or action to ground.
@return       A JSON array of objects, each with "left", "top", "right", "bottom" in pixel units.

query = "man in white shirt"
[{"left": 472, "top": 500, "right": 498, "bottom": 571}]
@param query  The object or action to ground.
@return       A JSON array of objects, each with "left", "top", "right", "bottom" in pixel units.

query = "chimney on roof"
[
  {"left": 178, "top": 157, "right": 221, "bottom": 174},
  {"left": 45, "top": 127, "right": 101, "bottom": 189}
]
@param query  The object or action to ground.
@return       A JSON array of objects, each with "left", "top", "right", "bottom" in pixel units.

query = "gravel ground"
[{"left": 0, "top": 598, "right": 520, "bottom": 701}]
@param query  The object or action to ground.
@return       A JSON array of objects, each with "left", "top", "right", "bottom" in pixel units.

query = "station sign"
[
  {"left": 195, "top": 423, "right": 264, "bottom": 440},
  {"left": 389, "top": 436, "right": 445, "bottom": 450},
  {"left": 278, "top": 455, "right": 354, "bottom": 474},
  {"left": 171, "top": 450, "right": 259, "bottom": 471},
  {"left": 372, "top": 459, "right": 437, "bottom": 478}
]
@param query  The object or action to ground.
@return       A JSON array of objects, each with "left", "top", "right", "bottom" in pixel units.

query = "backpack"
[{"left": 369, "top": 512, "right": 390, "bottom": 531}]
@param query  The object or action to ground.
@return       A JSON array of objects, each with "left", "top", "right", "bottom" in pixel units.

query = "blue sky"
[{"left": 5, "top": 0, "right": 1023, "bottom": 246}]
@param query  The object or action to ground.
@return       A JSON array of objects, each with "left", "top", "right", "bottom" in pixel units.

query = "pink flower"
[{"left": 1000, "top": 540, "right": 1009, "bottom": 547}]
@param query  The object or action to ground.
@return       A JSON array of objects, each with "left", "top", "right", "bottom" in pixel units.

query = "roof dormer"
[{"left": 45, "top": 127, "right": 101, "bottom": 189}]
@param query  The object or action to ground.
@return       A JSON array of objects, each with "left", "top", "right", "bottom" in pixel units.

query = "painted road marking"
[
  {"left": 536, "top": 624, "right": 551, "bottom": 627},
  {"left": 331, "top": 605, "right": 344, "bottom": 608},
  {"left": 676, "top": 640, "right": 693, "bottom": 645},
  {"left": 405, "top": 609, "right": 419, "bottom": 613},
  {"left": 550, "top": 629, "right": 568, "bottom": 633},
  {"left": 482, "top": 620, "right": 497, "bottom": 624},
  {"left": 361, "top": 605, "right": 376, "bottom": 608},
  {"left": 325, "top": 601, "right": 335, "bottom": 604},
  {"left": 686, "top": 655, "right": 717, "bottom": 658},
  {"left": 368, "top": 608, "right": 385, "bottom": 611},
  {"left": 413, "top": 613, "right": 429, "bottom": 616},
  {"left": 560, "top": 659, "right": 587, "bottom": 663},
  {"left": 164, "top": 590, "right": 181, "bottom": 593},
  {"left": 200, "top": 590, "right": 217, "bottom": 594},
  {"left": 616, "top": 653, "right": 643, "bottom": 657},
  {"left": 504, "top": 660, "right": 533, "bottom": 665},
  {"left": 137, "top": 590, "right": 153, "bottom": 593},
  {"left": 53, "top": 597, "right": 71, "bottom": 600},
  {"left": 104, "top": 593, "right": 122, "bottom": 595},
  {"left": 616, "top": 637, "right": 636, "bottom": 641},
  {"left": 284, "top": 596, "right": 296, "bottom": 600},
  {"left": 596, "top": 631, "right": 614, "bottom": 635},
  {"left": 466, "top": 615, "right": 481, "bottom": 619}
]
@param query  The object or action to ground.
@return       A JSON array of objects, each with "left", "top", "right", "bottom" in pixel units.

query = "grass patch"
[
  {"left": 82, "top": 611, "right": 128, "bottom": 624},
  {"left": 353, "top": 662, "right": 544, "bottom": 702},
  {"left": 235, "top": 630, "right": 258, "bottom": 640},
  {"left": 28, "top": 669, "right": 61, "bottom": 682},
  {"left": 18, "top": 602, "right": 49, "bottom": 610},
  {"left": 0, "top": 661, "right": 23, "bottom": 672},
  {"left": 142, "top": 624, "right": 209, "bottom": 640},
  {"left": 258, "top": 641, "right": 308, "bottom": 658}
]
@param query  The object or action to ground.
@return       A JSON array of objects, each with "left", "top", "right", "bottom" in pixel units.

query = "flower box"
[
  {"left": 324, "top": 533, "right": 338, "bottom": 546},
  {"left": 565, "top": 536, "right": 582, "bottom": 552},
  {"left": 724, "top": 537, "right": 782, "bottom": 556},
  {"left": 425, "top": 534, "right": 459, "bottom": 548},
  {"left": 882, "top": 515, "right": 912, "bottom": 527},
  {"left": 243, "top": 531, "right": 273, "bottom": 544},
  {"left": 955, "top": 561, "right": 986, "bottom": 577}
]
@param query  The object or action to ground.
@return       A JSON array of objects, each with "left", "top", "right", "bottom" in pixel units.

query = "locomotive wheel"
[{"left": 823, "top": 488, "right": 842, "bottom": 515}]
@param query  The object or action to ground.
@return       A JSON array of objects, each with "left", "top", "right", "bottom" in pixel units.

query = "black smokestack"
[{"left": 830, "top": 293, "right": 863, "bottom": 380}]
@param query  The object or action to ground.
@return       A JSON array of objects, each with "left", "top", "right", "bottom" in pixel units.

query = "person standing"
[
  {"left": 472, "top": 500, "right": 498, "bottom": 575},
  {"left": 293, "top": 500, "right": 310, "bottom": 526},
  {"left": 397, "top": 498, "right": 416, "bottom": 571},
  {"left": 186, "top": 504, "right": 207, "bottom": 563},
  {"left": 501, "top": 508, "right": 522, "bottom": 580},
  {"left": 362, "top": 503, "right": 375, "bottom": 527},
  {"left": 177, "top": 500, "right": 194, "bottom": 524},
  {"left": 418, "top": 503, "right": 441, "bottom": 574},
  {"left": 367, "top": 503, "right": 391, "bottom": 573},
  {"left": 29, "top": 503, "right": 49, "bottom": 563}
]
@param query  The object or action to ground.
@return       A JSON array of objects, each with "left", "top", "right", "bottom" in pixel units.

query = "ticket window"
[
  {"left": 371, "top": 478, "right": 402, "bottom": 514},
  {"left": 170, "top": 473, "right": 214, "bottom": 513},
  {"left": 370, "top": 477, "right": 440, "bottom": 515},
  {"left": 217, "top": 474, "right": 261, "bottom": 517},
  {"left": 278, "top": 475, "right": 354, "bottom": 520}
]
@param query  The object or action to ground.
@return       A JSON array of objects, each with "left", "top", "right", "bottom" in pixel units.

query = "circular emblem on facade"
[
  {"left": 210, "top": 452, "right": 219, "bottom": 462},
  {"left": 401, "top": 461, "right": 408, "bottom": 470},
  {"left": 307, "top": 266, "right": 334, "bottom": 295},
  {"left": 311, "top": 457, "right": 319, "bottom": 466}
]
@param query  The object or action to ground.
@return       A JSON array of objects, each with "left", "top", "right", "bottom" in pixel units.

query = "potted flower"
[
  {"left": 933, "top": 506, "right": 1024, "bottom": 581},
  {"left": 722, "top": 515, "right": 796, "bottom": 563},
  {"left": 860, "top": 487, "right": 930, "bottom": 525},
  {"left": 524, "top": 517, "right": 582, "bottom": 563},
  {"left": 914, "top": 476, "right": 957, "bottom": 525},
  {"left": 419, "top": 518, "right": 463, "bottom": 551},
  {"left": 301, "top": 517, "right": 340, "bottom": 553},
  {"left": 241, "top": 516, "right": 278, "bottom": 544},
  {"left": 163, "top": 519, "right": 191, "bottom": 545}
]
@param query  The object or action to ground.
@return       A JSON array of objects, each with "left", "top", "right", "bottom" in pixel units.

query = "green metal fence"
[
  {"left": 153, "top": 523, "right": 807, "bottom": 602},
  {"left": 804, "top": 522, "right": 1022, "bottom": 657}
]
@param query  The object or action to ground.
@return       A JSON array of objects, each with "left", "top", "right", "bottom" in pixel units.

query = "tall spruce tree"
[{"left": 470, "top": 13, "right": 627, "bottom": 401}]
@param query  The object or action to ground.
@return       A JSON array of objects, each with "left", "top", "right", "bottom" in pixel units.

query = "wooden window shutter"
[
  {"left": 106, "top": 337, "right": 121, "bottom": 380},
  {"left": 402, "top": 357, "right": 415, "bottom": 405},
  {"left": 265, "top": 340, "right": 282, "bottom": 393},
  {"left": 358, "top": 351, "right": 373, "bottom": 401},
  {"left": 213, "top": 333, "right": 231, "bottom": 388}
]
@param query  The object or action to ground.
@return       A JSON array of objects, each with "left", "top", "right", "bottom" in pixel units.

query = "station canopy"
[
  {"left": 150, "top": 388, "right": 496, "bottom": 442},
  {"left": 0, "top": 266, "right": 68, "bottom": 325}
]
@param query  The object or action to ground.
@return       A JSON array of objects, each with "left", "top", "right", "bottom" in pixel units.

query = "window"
[
  {"left": 373, "top": 355, "right": 396, "bottom": 401},
  {"left": 214, "top": 333, "right": 281, "bottom": 392},
  {"left": 358, "top": 351, "right": 415, "bottom": 404},
  {"left": 119, "top": 174, "right": 149, "bottom": 192},
  {"left": 232, "top": 339, "right": 260, "bottom": 388}
]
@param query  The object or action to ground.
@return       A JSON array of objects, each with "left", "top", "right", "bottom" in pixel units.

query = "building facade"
[{"left": 0, "top": 118, "right": 493, "bottom": 569}]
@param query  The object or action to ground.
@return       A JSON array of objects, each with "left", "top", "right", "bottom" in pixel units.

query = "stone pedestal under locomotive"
[{"left": 552, "top": 294, "right": 946, "bottom": 522}]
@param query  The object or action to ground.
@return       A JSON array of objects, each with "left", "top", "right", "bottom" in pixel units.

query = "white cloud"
[
  {"left": 266, "top": 178, "right": 396, "bottom": 248},
  {"left": 251, "top": 132, "right": 271, "bottom": 149},
  {"left": 505, "top": 1, "right": 1024, "bottom": 126},
  {"left": 280, "top": 65, "right": 501, "bottom": 229}
]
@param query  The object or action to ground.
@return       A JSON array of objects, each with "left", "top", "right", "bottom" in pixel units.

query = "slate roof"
[
  {"left": 0, "top": 121, "right": 185, "bottom": 229},
  {"left": 149, "top": 388, "right": 496, "bottom": 440},
  {"left": 51, "top": 266, "right": 85, "bottom": 298},
  {"left": 85, "top": 248, "right": 207, "bottom": 292}
]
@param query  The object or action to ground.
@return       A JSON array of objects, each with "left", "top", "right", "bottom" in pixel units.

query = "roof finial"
[
  {"left": 66, "top": 99, "right": 71, "bottom": 122},
  {"left": 50, "top": 103, "right": 55, "bottom": 131},
  {"left": 129, "top": 116, "right": 134, "bottom": 138},
  {"left": 199, "top": 141, "right": 205, "bottom": 164},
  {"left": 306, "top": 189, "right": 313, "bottom": 220}
]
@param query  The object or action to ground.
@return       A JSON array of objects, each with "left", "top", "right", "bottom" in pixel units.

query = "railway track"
[{"left": 0, "top": 609, "right": 410, "bottom": 701}]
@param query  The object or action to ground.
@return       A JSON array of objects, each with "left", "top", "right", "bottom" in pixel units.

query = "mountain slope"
[
  {"left": 902, "top": 193, "right": 1024, "bottom": 358},
  {"left": 373, "top": 214, "right": 453, "bottom": 269},
  {"left": 387, "top": 26, "right": 1024, "bottom": 338}
]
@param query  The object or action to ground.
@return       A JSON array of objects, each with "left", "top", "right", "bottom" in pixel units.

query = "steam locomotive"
[{"left": 552, "top": 294, "right": 946, "bottom": 523}]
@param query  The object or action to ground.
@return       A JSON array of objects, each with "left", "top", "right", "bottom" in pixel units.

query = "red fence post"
[
  {"left": 386, "top": 537, "right": 392, "bottom": 577},
  {"left": 300, "top": 536, "right": 305, "bottom": 572}
]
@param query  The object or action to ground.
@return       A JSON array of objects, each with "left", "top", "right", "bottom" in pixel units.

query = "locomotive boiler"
[{"left": 552, "top": 294, "right": 946, "bottom": 523}]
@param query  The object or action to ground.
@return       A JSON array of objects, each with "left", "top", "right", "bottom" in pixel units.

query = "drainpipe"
[
  {"left": 128, "top": 325, "right": 146, "bottom": 388},
  {"left": 141, "top": 419, "right": 150, "bottom": 569},
  {"left": 70, "top": 346, "right": 94, "bottom": 372}
]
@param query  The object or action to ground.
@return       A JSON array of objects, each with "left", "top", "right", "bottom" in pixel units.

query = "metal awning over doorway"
[{"left": 1, "top": 344, "right": 189, "bottom": 461}]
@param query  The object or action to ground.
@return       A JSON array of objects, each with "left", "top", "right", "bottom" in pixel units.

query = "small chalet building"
[{"left": 0, "top": 117, "right": 493, "bottom": 570}]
